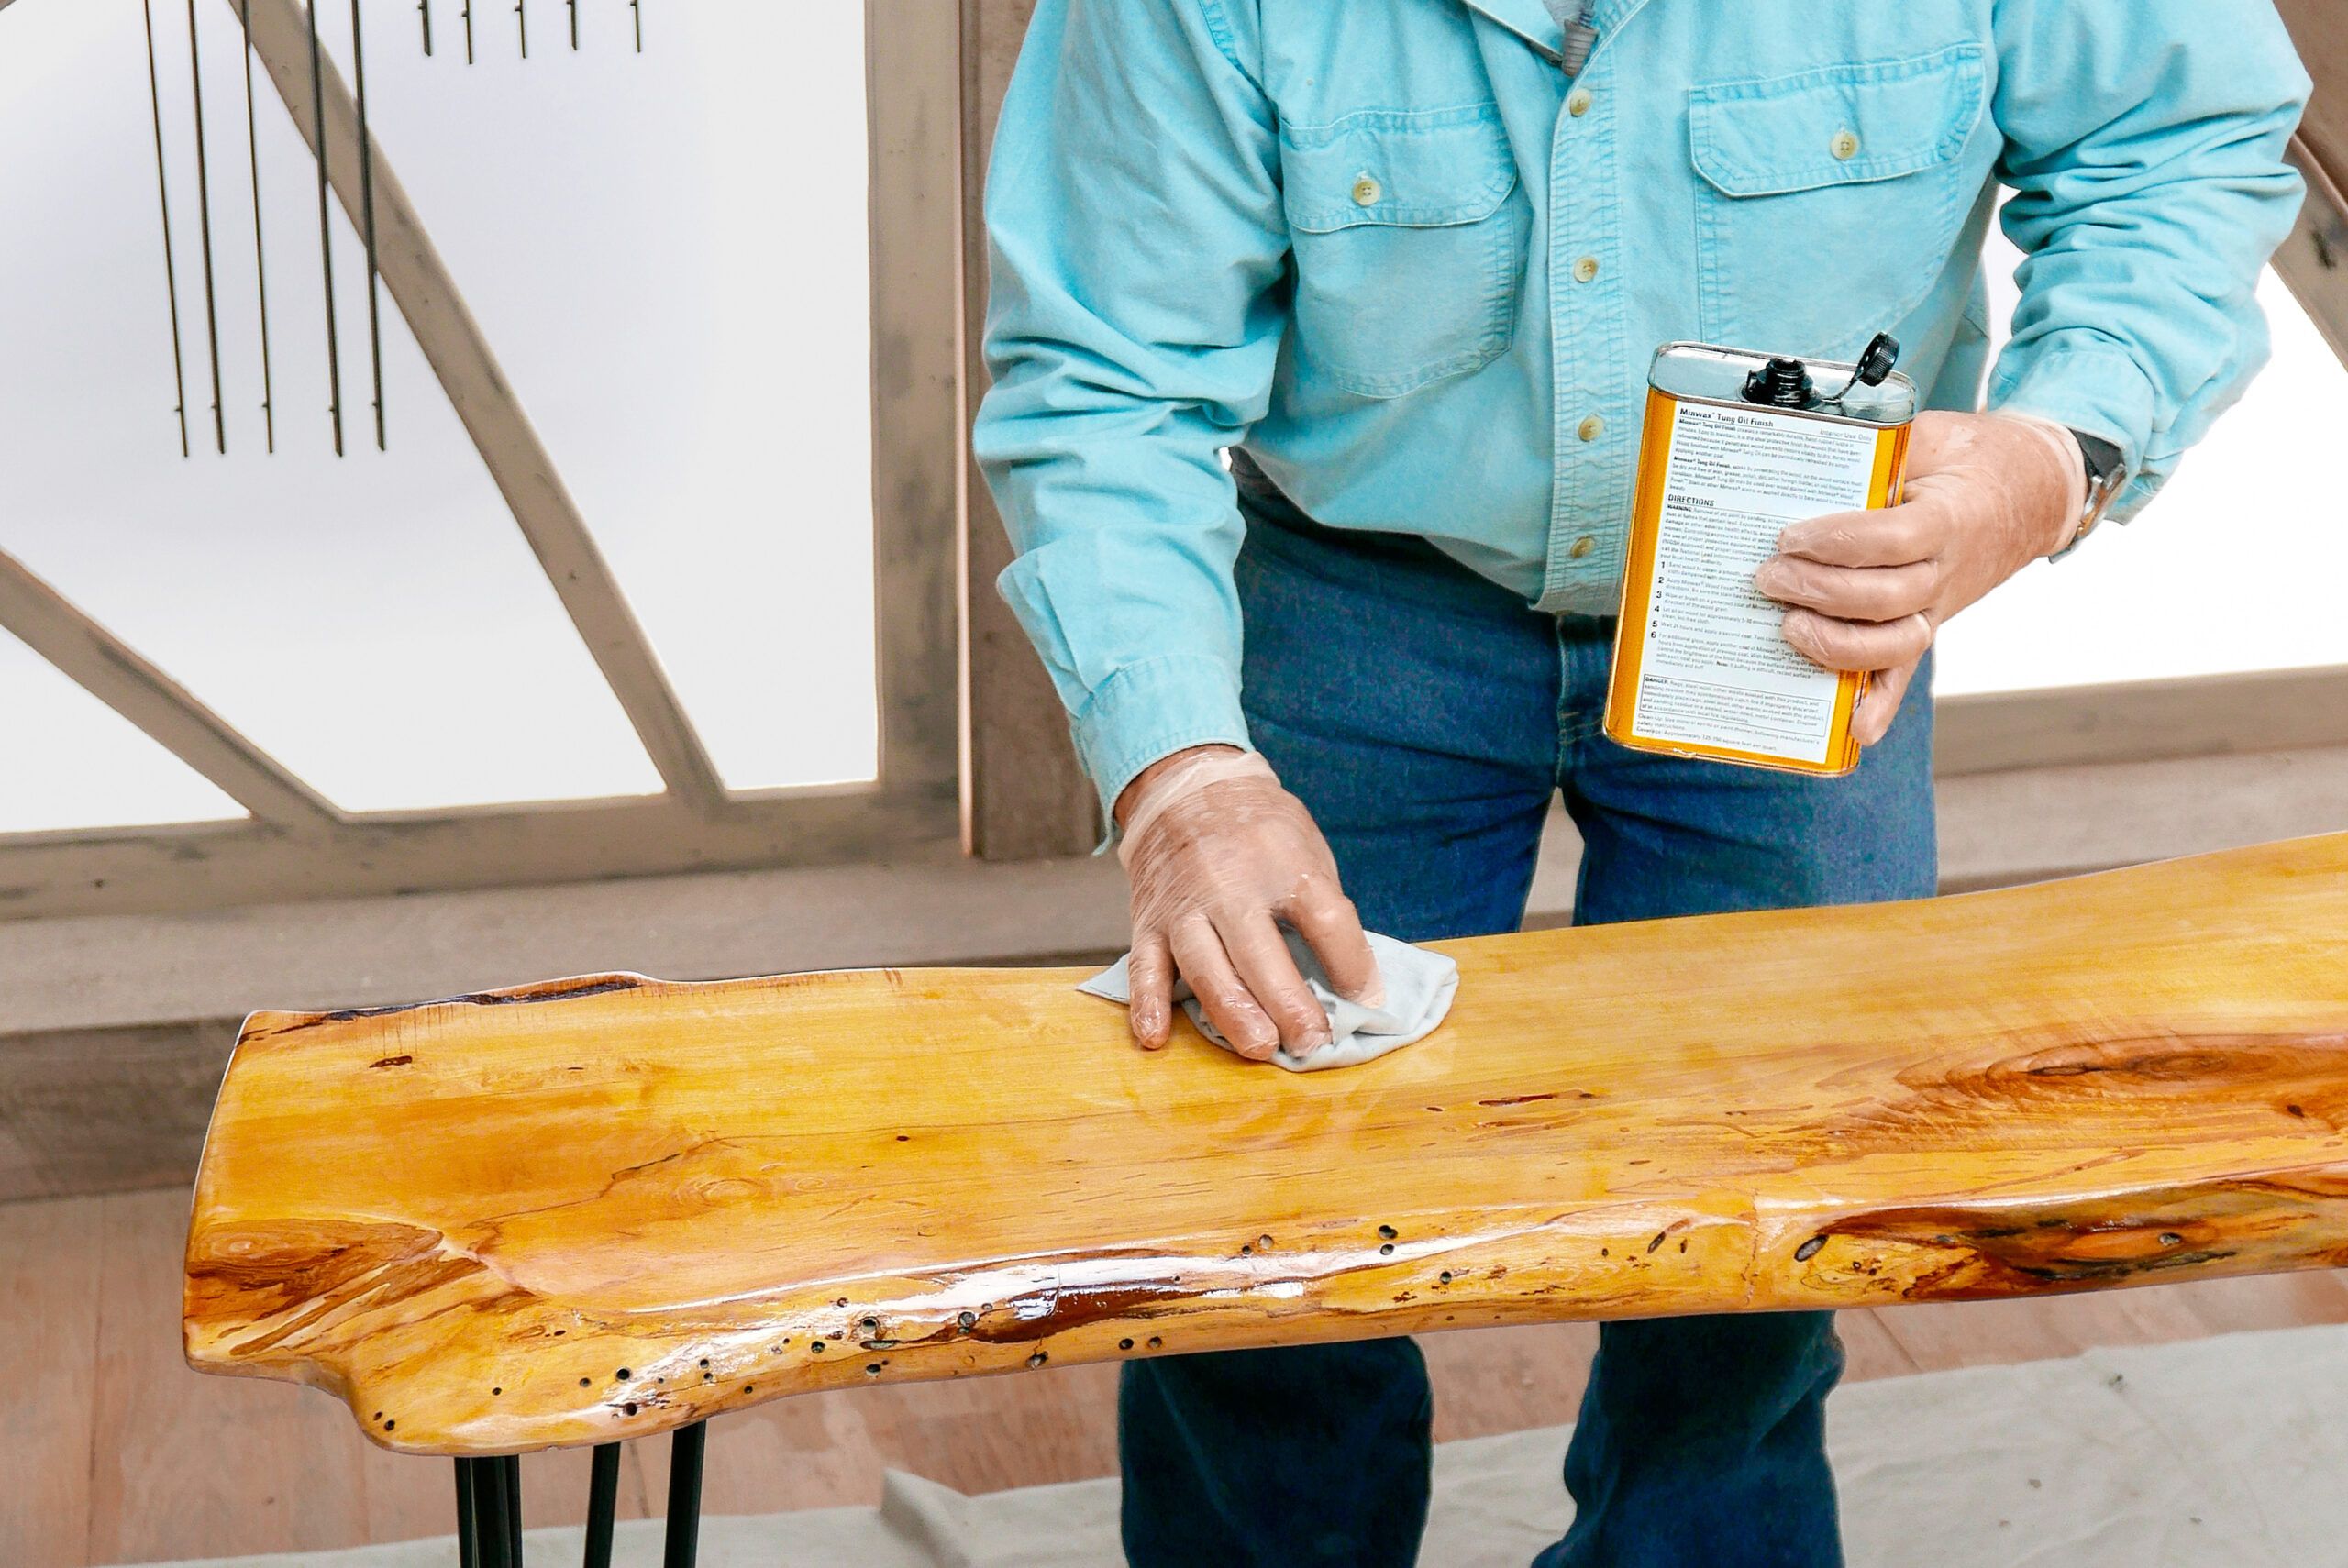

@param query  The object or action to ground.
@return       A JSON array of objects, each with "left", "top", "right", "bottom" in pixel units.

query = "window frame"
[{"left": 0, "top": 0, "right": 961, "bottom": 918}]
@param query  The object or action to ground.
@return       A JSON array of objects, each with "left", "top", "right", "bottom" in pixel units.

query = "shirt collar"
[
  {"left": 1456, "top": 0, "right": 1567, "bottom": 61},
  {"left": 1456, "top": 0, "right": 1654, "bottom": 67}
]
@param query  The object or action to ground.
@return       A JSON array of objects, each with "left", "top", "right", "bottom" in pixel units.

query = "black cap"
[
  {"left": 1851, "top": 332, "right": 1901, "bottom": 389},
  {"left": 1743, "top": 356, "right": 1814, "bottom": 408}
]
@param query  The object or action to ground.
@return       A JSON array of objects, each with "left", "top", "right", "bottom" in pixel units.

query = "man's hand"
[
  {"left": 1754, "top": 411, "right": 2088, "bottom": 745},
  {"left": 1114, "top": 745, "right": 1381, "bottom": 1059}
]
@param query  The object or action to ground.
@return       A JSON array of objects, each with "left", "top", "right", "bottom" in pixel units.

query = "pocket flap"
[
  {"left": 1689, "top": 43, "right": 1986, "bottom": 198},
  {"left": 1282, "top": 104, "right": 1519, "bottom": 234}
]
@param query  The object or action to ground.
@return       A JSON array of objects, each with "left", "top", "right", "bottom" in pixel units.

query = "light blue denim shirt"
[{"left": 973, "top": 0, "right": 2310, "bottom": 817}]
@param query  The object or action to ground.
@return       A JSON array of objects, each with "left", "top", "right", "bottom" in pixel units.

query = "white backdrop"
[{"left": 0, "top": 0, "right": 876, "bottom": 831}]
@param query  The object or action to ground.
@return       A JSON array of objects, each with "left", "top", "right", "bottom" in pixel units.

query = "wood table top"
[{"left": 184, "top": 834, "right": 2348, "bottom": 1456}]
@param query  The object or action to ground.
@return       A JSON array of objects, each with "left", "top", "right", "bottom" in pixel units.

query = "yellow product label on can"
[{"left": 1604, "top": 388, "right": 1910, "bottom": 777}]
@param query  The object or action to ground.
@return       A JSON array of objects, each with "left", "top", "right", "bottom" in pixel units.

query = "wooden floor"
[{"left": 12, "top": 1187, "right": 2348, "bottom": 1567}]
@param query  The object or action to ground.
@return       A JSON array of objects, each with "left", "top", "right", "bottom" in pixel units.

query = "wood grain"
[
  {"left": 184, "top": 834, "right": 2348, "bottom": 1456},
  {"left": 0, "top": 1196, "right": 103, "bottom": 1567}
]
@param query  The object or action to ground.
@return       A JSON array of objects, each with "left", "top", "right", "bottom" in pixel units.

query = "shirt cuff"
[
  {"left": 1987, "top": 341, "right": 2160, "bottom": 519},
  {"left": 1072, "top": 653, "right": 1254, "bottom": 825}
]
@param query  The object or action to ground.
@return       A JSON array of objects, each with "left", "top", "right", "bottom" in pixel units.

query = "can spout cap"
[
  {"left": 1743, "top": 357, "right": 1814, "bottom": 408},
  {"left": 1847, "top": 332, "right": 1901, "bottom": 391}
]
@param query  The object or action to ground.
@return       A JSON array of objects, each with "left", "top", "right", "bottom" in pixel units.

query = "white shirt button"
[
  {"left": 1352, "top": 175, "right": 1382, "bottom": 206},
  {"left": 1830, "top": 129, "right": 1861, "bottom": 161},
  {"left": 1572, "top": 255, "right": 1600, "bottom": 283}
]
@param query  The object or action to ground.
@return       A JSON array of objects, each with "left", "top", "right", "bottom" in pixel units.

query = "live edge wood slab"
[{"left": 185, "top": 834, "right": 2348, "bottom": 1457}]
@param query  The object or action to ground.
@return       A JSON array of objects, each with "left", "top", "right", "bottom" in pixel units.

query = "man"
[{"left": 973, "top": 3, "right": 2309, "bottom": 1564}]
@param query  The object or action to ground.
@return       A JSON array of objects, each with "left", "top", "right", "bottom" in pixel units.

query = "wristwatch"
[{"left": 2061, "top": 429, "right": 2129, "bottom": 554}]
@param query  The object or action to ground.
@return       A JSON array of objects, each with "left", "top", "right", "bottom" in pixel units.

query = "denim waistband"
[{"left": 1234, "top": 454, "right": 1545, "bottom": 626}]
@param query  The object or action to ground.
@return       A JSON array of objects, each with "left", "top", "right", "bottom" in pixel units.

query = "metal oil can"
[{"left": 1603, "top": 337, "right": 1917, "bottom": 777}]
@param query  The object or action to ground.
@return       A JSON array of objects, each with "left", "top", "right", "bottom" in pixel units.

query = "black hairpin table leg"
[
  {"left": 453, "top": 1430, "right": 695, "bottom": 1568},
  {"left": 503, "top": 1453, "right": 525, "bottom": 1564},
  {"left": 455, "top": 1459, "right": 480, "bottom": 1568},
  {"left": 459, "top": 1455, "right": 512, "bottom": 1568},
  {"left": 582, "top": 1443, "right": 622, "bottom": 1568},
  {"left": 663, "top": 1422, "right": 707, "bottom": 1568}
]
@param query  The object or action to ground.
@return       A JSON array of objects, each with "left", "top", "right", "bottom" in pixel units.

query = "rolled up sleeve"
[
  {"left": 1988, "top": 0, "right": 2310, "bottom": 521},
  {"left": 972, "top": 0, "right": 1288, "bottom": 816}
]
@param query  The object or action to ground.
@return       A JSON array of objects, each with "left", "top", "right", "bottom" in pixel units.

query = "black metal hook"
[
  {"left": 352, "top": 0, "right": 387, "bottom": 450},
  {"left": 139, "top": 0, "right": 191, "bottom": 457},
  {"left": 238, "top": 0, "right": 275, "bottom": 451},
  {"left": 185, "top": 0, "right": 228, "bottom": 453},
  {"left": 306, "top": 0, "right": 344, "bottom": 455}
]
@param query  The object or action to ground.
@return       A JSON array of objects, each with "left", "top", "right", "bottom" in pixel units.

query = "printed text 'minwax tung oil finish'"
[{"left": 1604, "top": 336, "right": 1917, "bottom": 777}]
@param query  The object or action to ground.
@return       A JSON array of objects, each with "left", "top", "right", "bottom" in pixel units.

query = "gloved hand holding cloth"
[{"left": 1091, "top": 745, "right": 1456, "bottom": 1067}]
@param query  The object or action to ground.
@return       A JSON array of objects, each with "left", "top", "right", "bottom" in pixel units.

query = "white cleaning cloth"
[{"left": 1079, "top": 929, "right": 1459, "bottom": 1072}]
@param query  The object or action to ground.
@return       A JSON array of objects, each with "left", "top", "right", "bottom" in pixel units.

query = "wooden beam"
[
  {"left": 234, "top": 0, "right": 729, "bottom": 816},
  {"left": 958, "top": 0, "right": 1101, "bottom": 860},
  {"left": 2276, "top": 0, "right": 2348, "bottom": 366},
  {"left": 1935, "top": 664, "right": 2348, "bottom": 777},
  {"left": 0, "top": 548, "right": 341, "bottom": 833},
  {"left": 0, "top": 782, "right": 953, "bottom": 921},
  {"left": 868, "top": 0, "right": 965, "bottom": 798},
  {"left": 2276, "top": 137, "right": 2348, "bottom": 368}
]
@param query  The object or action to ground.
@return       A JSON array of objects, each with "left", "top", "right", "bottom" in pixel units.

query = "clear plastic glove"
[
  {"left": 1114, "top": 745, "right": 1382, "bottom": 1059},
  {"left": 1754, "top": 410, "right": 2088, "bottom": 745}
]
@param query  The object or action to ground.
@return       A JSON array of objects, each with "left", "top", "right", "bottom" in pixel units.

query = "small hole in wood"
[
  {"left": 615, "top": 1368, "right": 631, "bottom": 1380},
  {"left": 383, "top": 1419, "right": 394, "bottom": 1430},
  {"left": 1146, "top": 1336, "right": 1163, "bottom": 1350},
  {"left": 958, "top": 1311, "right": 978, "bottom": 1331},
  {"left": 580, "top": 1378, "right": 592, "bottom": 1387},
  {"left": 1119, "top": 1338, "right": 1135, "bottom": 1351},
  {"left": 622, "top": 1402, "right": 637, "bottom": 1416},
  {"left": 811, "top": 1342, "right": 825, "bottom": 1353},
  {"left": 699, "top": 1358, "right": 710, "bottom": 1367},
  {"left": 1438, "top": 1271, "right": 1452, "bottom": 1285},
  {"left": 492, "top": 1387, "right": 502, "bottom": 1397},
  {"left": 1257, "top": 1234, "right": 1274, "bottom": 1250},
  {"left": 1027, "top": 1352, "right": 1047, "bottom": 1368},
  {"left": 866, "top": 1364, "right": 882, "bottom": 1376},
  {"left": 1379, "top": 1243, "right": 1394, "bottom": 1256},
  {"left": 1795, "top": 1237, "right": 1826, "bottom": 1262},
  {"left": 1378, "top": 1225, "right": 1397, "bottom": 1240}
]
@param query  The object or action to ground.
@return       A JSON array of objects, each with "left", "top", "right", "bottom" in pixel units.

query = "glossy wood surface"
[{"left": 185, "top": 834, "right": 2348, "bottom": 1456}]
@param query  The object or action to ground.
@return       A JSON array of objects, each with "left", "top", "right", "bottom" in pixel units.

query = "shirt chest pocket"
[
  {"left": 1689, "top": 43, "right": 1988, "bottom": 361},
  {"left": 1280, "top": 105, "right": 1523, "bottom": 400}
]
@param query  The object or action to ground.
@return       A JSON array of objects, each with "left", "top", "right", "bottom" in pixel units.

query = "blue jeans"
[{"left": 1118, "top": 506, "right": 1937, "bottom": 1568}]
